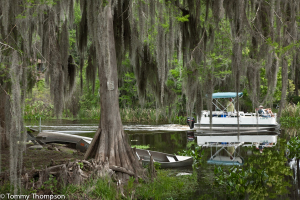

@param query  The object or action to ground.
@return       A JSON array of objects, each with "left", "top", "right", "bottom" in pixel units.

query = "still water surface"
[
  {"left": 25, "top": 119, "right": 191, "bottom": 154},
  {"left": 26, "top": 120, "right": 296, "bottom": 198}
]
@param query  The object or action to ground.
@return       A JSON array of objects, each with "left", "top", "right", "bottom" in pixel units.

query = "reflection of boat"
[
  {"left": 37, "top": 131, "right": 193, "bottom": 168},
  {"left": 135, "top": 148, "right": 193, "bottom": 168},
  {"left": 204, "top": 142, "right": 245, "bottom": 166},
  {"left": 186, "top": 131, "right": 195, "bottom": 141},
  {"left": 197, "top": 134, "right": 278, "bottom": 147},
  {"left": 195, "top": 92, "right": 279, "bottom": 131},
  {"left": 197, "top": 134, "right": 278, "bottom": 166},
  {"left": 207, "top": 155, "right": 244, "bottom": 166}
]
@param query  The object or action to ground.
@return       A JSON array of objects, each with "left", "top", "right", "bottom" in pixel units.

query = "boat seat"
[
  {"left": 136, "top": 152, "right": 140, "bottom": 160},
  {"left": 167, "top": 156, "right": 176, "bottom": 162}
]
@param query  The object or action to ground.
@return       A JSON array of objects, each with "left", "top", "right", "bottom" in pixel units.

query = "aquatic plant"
[
  {"left": 280, "top": 103, "right": 300, "bottom": 129},
  {"left": 177, "top": 141, "right": 204, "bottom": 169},
  {"left": 214, "top": 138, "right": 292, "bottom": 199}
]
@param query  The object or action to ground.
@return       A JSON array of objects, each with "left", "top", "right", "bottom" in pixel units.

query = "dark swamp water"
[
  {"left": 25, "top": 119, "right": 191, "bottom": 154},
  {"left": 25, "top": 119, "right": 299, "bottom": 199}
]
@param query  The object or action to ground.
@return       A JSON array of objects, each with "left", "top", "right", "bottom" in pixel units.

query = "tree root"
[{"left": 0, "top": 156, "right": 146, "bottom": 196}]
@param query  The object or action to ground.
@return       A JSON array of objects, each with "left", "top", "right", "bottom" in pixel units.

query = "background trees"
[{"left": 1, "top": 0, "right": 300, "bottom": 192}]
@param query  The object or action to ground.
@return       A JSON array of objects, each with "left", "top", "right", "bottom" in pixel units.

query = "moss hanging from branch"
[{"left": 9, "top": 51, "right": 25, "bottom": 194}]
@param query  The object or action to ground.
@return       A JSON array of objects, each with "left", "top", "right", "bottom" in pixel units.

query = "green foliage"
[
  {"left": 170, "top": 115, "right": 186, "bottom": 125},
  {"left": 69, "top": 2, "right": 82, "bottom": 63},
  {"left": 176, "top": 14, "right": 190, "bottom": 22},
  {"left": 166, "top": 64, "right": 187, "bottom": 119},
  {"left": 60, "top": 183, "right": 86, "bottom": 199},
  {"left": 77, "top": 107, "right": 100, "bottom": 120},
  {"left": 280, "top": 116, "right": 300, "bottom": 129},
  {"left": 214, "top": 166, "right": 248, "bottom": 199},
  {"left": 92, "top": 177, "right": 118, "bottom": 199},
  {"left": 280, "top": 102, "right": 300, "bottom": 128},
  {"left": 120, "top": 108, "right": 168, "bottom": 123},
  {"left": 287, "top": 136, "right": 300, "bottom": 159},
  {"left": 131, "top": 145, "right": 150, "bottom": 149},
  {"left": 24, "top": 80, "right": 54, "bottom": 120},
  {"left": 134, "top": 170, "right": 198, "bottom": 199},
  {"left": 15, "top": 0, "right": 60, "bottom": 20},
  {"left": 214, "top": 139, "right": 292, "bottom": 199},
  {"left": 177, "top": 141, "right": 204, "bottom": 169},
  {"left": 61, "top": 177, "right": 120, "bottom": 199},
  {"left": 0, "top": 182, "right": 11, "bottom": 194},
  {"left": 58, "top": 169, "right": 198, "bottom": 199},
  {"left": 260, "top": 68, "right": 283, "bottom": 103},
  {"left": 266, "top": 37, "right": 300, "bottom": 58},
  {"left": 289, "top": 95, "right": 300, "bottom": 105},
  {"left": 168, "top": 67, "right": 182, "bottom": 95},
  {"left": 119, "top": 72, "right": 138, "bottom": 108},
  {"left": 24, "top": 99, "right": 54, "bottom": 120},
  {"left": 42, "top": 175, "right": 59, "bottom": 193},
  {"left": 78, "top": 162, "right": 84, "bottom": 169},
  {"left": 124, "top": 176, "right": 135, "bottom": 198},
  {"left": 79, "top": 78, "right": 100, "bottom": 111}
]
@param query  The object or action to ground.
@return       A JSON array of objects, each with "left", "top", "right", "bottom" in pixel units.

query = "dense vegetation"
[
  {"left": 21, "top": 0, "right": 300, "bottom": 122},
  {"left": 1, "top": 0, "right": 300, "bottom": 198}
]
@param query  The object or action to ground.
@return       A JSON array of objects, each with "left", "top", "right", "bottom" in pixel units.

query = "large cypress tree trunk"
[
  {"left": 0, "top": 88, "right": 9, "bottom": 150},
  {"left": 84, "top": 3, "right": 144, "bottom": 182}
]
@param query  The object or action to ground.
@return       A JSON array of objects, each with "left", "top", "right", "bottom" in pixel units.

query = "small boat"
[
  {"left": 134, "top": 148, "right": 193, "bottom": 168},
  {"left": 37, "top": 131, "right": 193, "bottom": 168},
  {"left": 194, "top": 92, "right": 279, "bottom": 132},
  {"left": 37, "top": 131, "right": 93, "bottom": 144}
]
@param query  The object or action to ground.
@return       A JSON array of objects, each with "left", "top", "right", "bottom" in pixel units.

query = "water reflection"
[
  {"left": 25, "top": 119, "right": 190, "bottom": 154},
  {"left": 197, "top": 133, "right": 296, "bottom": 199},
  {"left": 128, "top": 131, "right": 188, "bottom": 154}
]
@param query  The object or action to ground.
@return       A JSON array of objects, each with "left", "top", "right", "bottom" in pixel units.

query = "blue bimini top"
[{"left": 212, "top": 92, "right": 243, "bottom": 99}]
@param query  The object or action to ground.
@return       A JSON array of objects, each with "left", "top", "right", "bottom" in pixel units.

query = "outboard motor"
[
  {"left": 187, "top": 117, "right": 195, "bottom": 129},
  {"left": 186, "top": 131, "right": 195, "bottom": 141}
]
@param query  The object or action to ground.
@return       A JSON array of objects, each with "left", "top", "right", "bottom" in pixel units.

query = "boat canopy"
[{"left": 212, "top": 92, "right": 243, "bottom": 99}]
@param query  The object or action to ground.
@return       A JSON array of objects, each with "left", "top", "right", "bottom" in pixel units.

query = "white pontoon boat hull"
[{"left": 195, "top": 112, "right": 278, "bottom": 129}]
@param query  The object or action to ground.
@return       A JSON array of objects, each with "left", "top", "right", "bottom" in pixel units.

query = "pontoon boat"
[{"left": 194, "top": 92, "right": 279, "bottom": 132}]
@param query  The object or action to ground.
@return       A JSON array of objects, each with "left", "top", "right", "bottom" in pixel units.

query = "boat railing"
[
  {"left": 202, "top": 142, "right": 244, "bottom": 148},
  {"left": 257, "top": 113, "right": 276, "bottom": 118},
  {"left": 201, "top": 142, "right": 276, "bottom": 147},
  {"left": 201, "top": 111, "right": 276, "bottom": 118},
  {"left": 202, "top": 111, "right": 245, "bottom": 118}
]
